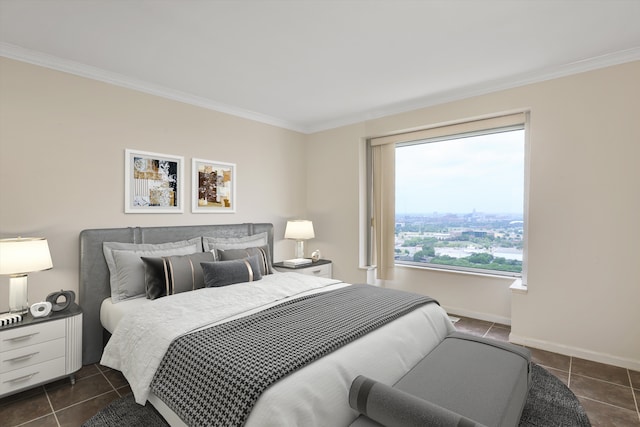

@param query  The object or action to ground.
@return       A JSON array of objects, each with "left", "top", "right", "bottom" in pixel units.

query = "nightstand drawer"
[
  {"left": 0, "top": 319, "right": 65, "bottom": 352},
  {"left": 299, "top": 263, "right": 332, "bottom": 278},
  {"left": 1, "top": 338, "right": 66, "bottom": 374},
  {"left": 0, "top": 357, "right": 65, "bottom": 396}
]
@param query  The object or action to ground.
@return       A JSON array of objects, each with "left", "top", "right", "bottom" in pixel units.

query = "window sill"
[
  {"left": 510, "top": 278, "right": 528, "bottom": 294},
  {"left": 395, "top": 262, "right": 519, "bottom": 281}
]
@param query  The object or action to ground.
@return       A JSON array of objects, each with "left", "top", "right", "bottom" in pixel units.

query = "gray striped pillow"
[{"left": 142, "top": 251, "right": 214, "bottom": 299}]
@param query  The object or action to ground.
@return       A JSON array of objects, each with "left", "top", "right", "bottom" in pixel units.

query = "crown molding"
[
  {"left": 305, "top": 47, "right": 640, "bottom": 133},
  {"left": 0, "top": 42, "right": 307, "bottom": 134},
  {"left": 2, "top": 42, "right": 639, "bottom": 135}
]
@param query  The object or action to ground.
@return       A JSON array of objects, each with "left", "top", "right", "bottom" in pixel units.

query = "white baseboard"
[
  {"left": 442, "top": 306, "right": 639, "bottom": 371},
  {"left": 442, "top": 305, "right": 511, "bottom": 326},
  {"left": 509, "top": 333, "right": 640, "bottom": 371}
]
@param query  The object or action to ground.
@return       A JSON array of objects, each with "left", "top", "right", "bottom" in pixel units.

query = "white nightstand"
[
  {"left": 0, "top": 303, "right": 82, "bottom": 397},
  {"left": 273, "top": 259, "right": 333, "bottom": 279}
]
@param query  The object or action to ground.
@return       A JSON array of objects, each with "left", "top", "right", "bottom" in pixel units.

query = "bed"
[{"left": 79, "top": 223, "right": 455, "bottom": 427}]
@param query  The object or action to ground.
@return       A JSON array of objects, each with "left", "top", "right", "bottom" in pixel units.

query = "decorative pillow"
[
  {"left": 142, "top": 252, "right": 215, "bottom": 300},
  {"left": 103, "top": 238, "right": 201, "bottom": 303},
  {"left": 217, "top": 246, "right": 273, "bottom": 275},
  {"left": 202, "top": 232, "right": 268, "bottom": 258},
  {"left": 201, "top": 255, "right": 263, "bottom": 288}
]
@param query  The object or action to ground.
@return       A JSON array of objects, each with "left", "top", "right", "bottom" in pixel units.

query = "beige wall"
[
  {"left": 1, "top": 57, "right": 638, "bottom": 370},
  {"left": 0, "top": 58, "right": 308, "bottom": 311},
  {"left": 307, "top": 61, "right": 640, "bottom": 369}
]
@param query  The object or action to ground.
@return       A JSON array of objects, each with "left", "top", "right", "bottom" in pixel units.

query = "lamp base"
[
  {"left": 9, "top": 275, "right": 29, "bottom": 315},
  {"left": 294, "top": 240, "right": 305, "bottom": 259}
]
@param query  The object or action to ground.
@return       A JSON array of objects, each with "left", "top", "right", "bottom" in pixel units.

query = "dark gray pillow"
[
  {"left": 201, "top": 255, "right": 263, "bottom": 288},
  {"left": 216, "top": 245, "right": 273, "bottom": 275},
  {"left": 142, "top": 252, "right": 215, "bottom": 299}
]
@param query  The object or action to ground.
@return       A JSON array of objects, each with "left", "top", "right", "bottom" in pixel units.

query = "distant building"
[
  {"left": 424, "top": 232, "right": 451, "bottom": 240},
  {"left": 461, "top": 230, "right": 491, "bottom": 239}
]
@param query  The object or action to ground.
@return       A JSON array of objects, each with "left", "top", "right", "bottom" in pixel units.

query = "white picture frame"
[
  {"left": 192, "top": 158, "right": 236, "bottom": 213},
  {"left": 125, "top": 149, "right": 184, "bottom": 213}
]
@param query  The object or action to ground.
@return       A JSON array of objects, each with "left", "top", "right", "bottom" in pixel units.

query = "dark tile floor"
[
  {"left": 0, "top": 363, "right": 131, "bottom": 427},
  {"left": 1, "top": 316, "right": 639, "bottom": 426},
  {"left": 453, "top": 316, "right": 640, "bottom": 427}
]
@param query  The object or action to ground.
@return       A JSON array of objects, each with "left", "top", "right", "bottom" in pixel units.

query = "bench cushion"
[{"left": 350, "top": 332, "right": 531, "bottom": 427}]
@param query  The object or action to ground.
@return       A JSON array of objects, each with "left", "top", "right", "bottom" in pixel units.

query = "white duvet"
[{"left": 101, "top": 273, "right": 455, "bottom": 426}]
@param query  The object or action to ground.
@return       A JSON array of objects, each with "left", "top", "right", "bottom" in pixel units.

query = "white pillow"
[
  {"left": 202, "top": 232, "right": 268, "bottom": 259},
  {"left": 103, "top": 239, "right": 201, "bottom": 303}
]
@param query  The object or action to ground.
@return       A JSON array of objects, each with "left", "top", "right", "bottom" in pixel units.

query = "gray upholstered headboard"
[{"left": 79, "top": 223, "right": 274, "bottom": 364}]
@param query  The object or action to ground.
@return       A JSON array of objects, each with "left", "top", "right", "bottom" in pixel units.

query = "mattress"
[{"left": 100, "top": 296, "right": 150, "bottom": 334}]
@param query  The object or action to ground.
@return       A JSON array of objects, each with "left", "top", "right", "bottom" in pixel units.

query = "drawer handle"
[
  {"left": 4, "top": 332, "right": 39, "bottom": 342},
  {"left": 311, "top": 269, "right": 321, "bottom": 274},
  {"left": 4, "top": 372, "right": 39, "bottom": 384},
  {"left": 5, "top": 352, "right": 40, "bottom": 363}
]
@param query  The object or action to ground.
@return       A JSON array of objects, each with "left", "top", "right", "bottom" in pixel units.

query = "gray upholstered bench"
[{"left": 349, "top": 332, "right": 532, "bottom": 427}]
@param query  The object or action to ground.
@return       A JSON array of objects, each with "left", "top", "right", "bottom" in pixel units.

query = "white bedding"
[
  {"left": 100, "top": 296, "right": 150, "bottom": 334},
  {"left": 100, "top": 272, "right": 455, "bottom": 426}
]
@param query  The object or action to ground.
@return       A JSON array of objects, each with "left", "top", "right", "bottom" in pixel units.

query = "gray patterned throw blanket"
[{"left": 150, "top": 285, "right": 438, "bottom": 427}]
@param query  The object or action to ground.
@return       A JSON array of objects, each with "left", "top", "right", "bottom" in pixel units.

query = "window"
[{"left": 367, "top": 113, "right": 528, "bottom": 279}]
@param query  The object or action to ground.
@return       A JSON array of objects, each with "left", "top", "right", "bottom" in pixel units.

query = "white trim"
[
  {"left": 306, "top": 47, "right": 640, "bottom": 133},
  {"left": 520, "top": 112, "right": 531, "bottom": 288},
  {"left": 443, "top": 305, "right": 511, "bottom": 326},
  {"left": 510, "top": 279, "right": 528, "bottom": 294},
  {"left": 2, "top": 42, "right": 639, "bottom": 134},
  {"left": 509, "top": 333, "right": 640, "bottom": 372},
  {"left": 0, "top": 42, "right": 305, "bottom": 134},
  {"left": 396, "top": 261, "right": 522, "bottom": 280}
]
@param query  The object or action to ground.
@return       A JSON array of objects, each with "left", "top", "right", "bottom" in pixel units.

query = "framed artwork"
[
  {"left": 125, "top": 149, "right": 184, "bottom": 213},
  {"left": 192, "top": 158, "right": 236, "bottom": 213}
]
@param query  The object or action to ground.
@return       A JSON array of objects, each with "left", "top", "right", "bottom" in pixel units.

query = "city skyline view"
[
  {"left": 395, "top": 211, "right": 524, "bottom": 274},
  {"left": 394, "top": 129, "right": 525, "bottom": 274}
]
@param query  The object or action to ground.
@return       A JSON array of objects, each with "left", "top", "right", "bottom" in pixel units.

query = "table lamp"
[
  {"left": 284, "top": 220, "right": 315, "bottom": 259},
  {"left": 0, "top": 237, "right": 53, "bottom": 314}
]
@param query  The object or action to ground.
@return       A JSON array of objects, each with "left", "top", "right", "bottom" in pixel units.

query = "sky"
[{"left": 395, "top": 129, "right": 525, "bottom": 215}]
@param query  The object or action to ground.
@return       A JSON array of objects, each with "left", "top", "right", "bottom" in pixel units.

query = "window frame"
[
  {"left": 365, "top": 112, "right": 530, "bottom": 283},
  {"left": 395, "top": 125, "right": 525, "bottom": 278}
]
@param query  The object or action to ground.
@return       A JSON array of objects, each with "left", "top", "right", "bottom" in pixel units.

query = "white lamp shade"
[
  {"left": 284, "top": 220, "right": 315, "bottom": 240},
  {"left": 0, "top": 237, "right": 53, "bottom": 275}
]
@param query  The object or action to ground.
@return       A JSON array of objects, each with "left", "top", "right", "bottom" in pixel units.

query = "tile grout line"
[
  {"left": 100, "top": 362, "right": 133, "bottom": 398},
  {"left": 552, "top": 357, "right": 638, "bottom": 417},
  {"left": 48, "top": 389, "right": 119, "bottom": 426},
  {"left": 14, "top": 413, "right": 54, "bottom": 427},
  {"left": 101, "top": 369, "right": 136, "bottom": 397},
  {"left": 481, "top": 322, "right": 494, "bottom": 338},
  {"left": 43, "top": 385, "right": 61, "bottom": 427},
  {"left": 54, "top": 389, "right": 116, "bottom": 412},
  {"left": 98, "top": 364, "right": 119, "bottom": 391},
  {"left": 567, "top": 356, "right": 572, "bottom": 388},
  {"left": 569, "top": 375, "right": 639, "bottom": 415},
  {"left": 628, "top": 369, "right": 640, "bottom": 422},
  {"left": 577, "top": 394, "right": 640, "bottom": 412},
  {"left": 571, "top": 372, "right": 637, "bottom": 389},
  {"left": 52, "top": 365, "right": 122, "bottom": 414},
  {"left": 47, "top": 366, "right": 119, "bottom": 423}
]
